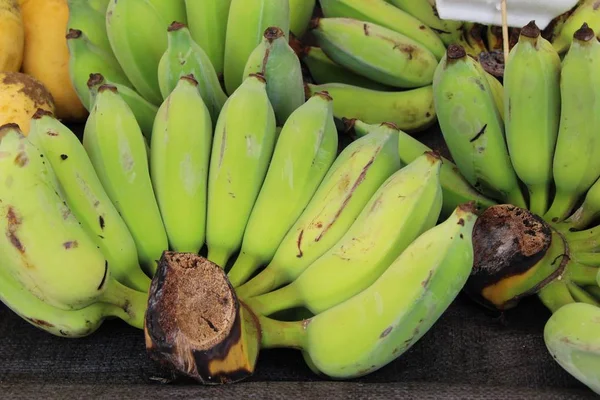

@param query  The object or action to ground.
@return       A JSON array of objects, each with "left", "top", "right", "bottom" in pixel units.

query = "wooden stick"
[{"left": 501, "top": 0, "right": 509, "bottom": 63}]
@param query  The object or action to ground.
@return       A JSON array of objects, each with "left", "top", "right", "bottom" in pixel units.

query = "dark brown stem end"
[
  {"left": 66, "top": 29, "right": 82, "bottom": 39},
  {"left": 87, "top": 73, "right": 105, "bottom": 90},
  {"left": 574, "top": 23, "right": 595, "bottom": 42},
  {"left": 264, "top": 26, "right": 284, "bottom": 42},
  {"left": 447, "top": 44, "right": 467, "bottom": 60},
  {"left": 168, "top": 21, "right": 187, "bottom": 32},
  {"left": 520, "top": 20, "right": 540, "bottom": 39}
]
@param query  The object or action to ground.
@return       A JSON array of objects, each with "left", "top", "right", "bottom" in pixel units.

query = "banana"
[
  {"left": 105, "top": 0, "right": 187, "bottom": 105},
  {"left": 433, "top": 44, "right": 526, "bottom": 208},
  {"left": 305, "top": 82, "right": 436, "bottom": 133},
  {"left": 87, "top": 0, "right": 110, "bottom": 14},
  {"left": 545, "top": 24, "right": 600, "bottom": 223},
  {"left": 552, "top": 0, "right": 600, "bottom": 54},
  {"left": 503, "top": 22, "right": 562, "bottom": 216},
  {"left": 564, "top": 177, "right": 600, "bottom": 230},
  {"left": 223, "top": 0, "right": 290, "bottom": 95},
  {"left": 486, "top": 26, "right": 504, "bottom": 51},
  {"left": 0, "top": 125, "right": 147, "bottom": 328},
  {"left": 301, "top": 46, "right": 390, "bottom": 91},
  {"left": 289, "top": 0, "right": 315, "bottom": 38},
  {"left": 83, "top": 84, "right": 168, "bottom": 277},
  {"left": 235, "top": 123, "right": 401, "bottom": 299},
  {"left": 184, "top": 0, "right": 231, "bottom": 77},
  {"left": 311, "top": 18, "right": 438, "bottom": 89},
  {"left": 484, "top": 71, "right": 505, "bottom": 122},
  {"left": 66, "top": 28, "right": 132, "bottom": 111},
  {"left": 227, "top": 91, "right": 338, "bottom": 288},
  {"left": 258, "top": 203, "right": 477, "bottom": 379},
  {"left": 243, "top": 27, "right": 304, "bottom": 126},
  {"left": 150, "top": 75, "right": 212, "bottom": 254},
  {"left": 67, "top": 0, "right": 112, "bottom": 54},
  {"left": 319, "top": 0, "right": 446, "bottom": 60},
  {"left": 349, "top": 119, "right": 497, "bottom": 219},
  {"left": 247, "top": 152, "right": 443, "bottom": 316},
  {"left": 158, "top": 22, "right": 228, "bottom": 123},
  {"left": 459, "top": 23, "right": 488, "bottom": 58},
  {"left": 206, "top": 74, "right": 277, "bottom": 268},
  {"left": 0, "top": 0, "right": 24, "bottom": 72},
  {"left": 544, "top": 302, "right": 600, "bottom": 395}
]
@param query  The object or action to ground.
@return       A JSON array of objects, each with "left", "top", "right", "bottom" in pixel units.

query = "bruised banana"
[
  {"left": 206, "top": 74, "right": 277, "bottom": 268},
  {"left": 289, "top": 0, "right": 315, "bottom": 38},
  {"left": 150, "top": 75, "right": 212, "bottom": 254},
  {"left": 227, "top": 92, "right": 338, "bottom": 288},
  {"left": 258, "top": 204, "right": 477, "bottom": 379},
  {"left": 236, "top": 123, "right": 401, "bottom": 299},
  {"left": 311, "top": 18, "right": 438, "bottom": 89},
  {"left": 305, "top": 82, "right": 436, "bottom": 133},
  {"left": 552, "top": 0, "right": 600, "bottom": 54},
  {"left": 433, "top": 44, "right": 526, "bottom": 208},
  {"left": 158, "top": 22, "right": 227, "bottom": 123},
  {"left": 243, "top": 27, "right": 304, "bottom": 126},
  {"left": 247, "top": 152, "right": 443, "bottom": 317},
  {"left": 67, "top": 0, "right": 112, "bottom": 54},
  {"left": 84, "top": 85, "right": 168, "bottom": 277}
]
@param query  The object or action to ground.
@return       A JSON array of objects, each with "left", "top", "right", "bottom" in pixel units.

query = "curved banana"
[
  {"left": 206, "top": 74, "right": 277, "bottom": 268},
  {"left": 83, "top": 84, "right": 168, "bottom": 277},
  {"left": 311, "top": 18, "right": 437, "bottom": 89},
  {"left": 259, "top": 204, "right": 477, "bottom": 379},
  {"left": 67, "top": 0, "right": 112, "bottom": 54},
  {"left": 105, "top": 0, "right": 187, "bottom": 105},
  {"left": 223, "top": 0, "right": 289, "bottom": 95},
  {"left": 247, "top": 152, "right": 443, "bottom": 316},
  {"left": 184, "top": 0, "right": 231, "bottom": 77},
  {"left": 235, "top": 123, "right": 401, "bottom": 299},
  {"left": 433, "top": 44, "right": 526, "bottom": 208},
  {"left": 243, "top": 26, "right": 304, "bottom": 126},
  {"left": 150, "top": 75, "right": 212, "bottom": 254},
  {"left": 567, "top": 177, "right": 600, "bottom": 229},
  {"left": 0, "top": 0, "right": 24, "bottom": 72},
  {"left": 484, "top": 71, "right": 505, "bottom": 122},
  {"left": 504, "top": 22, "right": 562, "bottom": 216},
  {"left": 289, "top": 0, "right": 315, "bottom": 38},
  {"left": 305, "top": 82, "right": 436, "bottom": 133},
  {"left": 552, "top": 0, "right": 600, "bottom": 54},
  {"left": 320, "top": 0, "right": 446, "bottom": 60},
  {"left": 158, "top": 22, "right": 227, "bottom": 123},
  {"left": 545, "top": 24, "right": 600, "bottom": 223},
  {"left": 227, "top": 91, "right": 338, "bottom": 287}
]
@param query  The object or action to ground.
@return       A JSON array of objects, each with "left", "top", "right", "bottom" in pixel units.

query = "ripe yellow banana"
[
  {"left": 0, "top": 0, "right": 24, "bottom": 72},
  {"left": 289, "top": 0, "right": 315, "bottom": 38},
  {"left": 552, "top": 0, "right": 600, "bottom": 54}
]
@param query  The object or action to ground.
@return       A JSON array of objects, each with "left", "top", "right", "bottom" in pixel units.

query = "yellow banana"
[{"left": 0, "top": 0, "right": 24, "bottom": 72}]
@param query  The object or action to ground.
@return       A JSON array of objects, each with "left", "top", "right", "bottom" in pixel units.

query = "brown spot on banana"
[
  {"left": 297, "top": 229, "right": 304, "bottom": 258},
  {"left": 14, "top": 152, "right": 28, "bottom": 167},
  {"left": 26, "top": 318, "right": 55, "bottom": 328},
  {"left": 6, "top": 206, "right": 24, "bottom": 254},
  {"left": 380, "top": 326, "right": 392, "bottom": 338},
  {"left": 97, "top": 261, "right": 108, "bottom": 290},
  {"left": 63, "top": 241, "right": 78, "bottom": 249}
]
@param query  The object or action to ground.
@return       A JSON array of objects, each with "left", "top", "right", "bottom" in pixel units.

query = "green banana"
[
  {"left": 504, "top": 22, "right": 562, "bottom": 216},
  {"left": 433, "top": 44, "right": 526, "bottom": 208},
  {"left": 350, "top": 119, "right": 496, "bottom": 219},
  {"left": 83, "top": 84, "right": 168, "bottom": 277},
  {"left": 311, "top": 18, "right": 438, "bottom": 89},
  {"left": 545, "top": 24, "right": 600, "bottom": 223},
  {"left": 258, "top": 203, "right": 477, "bottom": 379},
  {"left": 184, "top": 0, "right": 232, "bottom": 77},
  {"left": 320, "top": 0, "right": 446, "bottom": 60},
  {"left": 28, "top": 110, "right": 150, "bottom": 292},
  {"left": 206, "top": 74, "right": 277, "bottom": 268},
  {"left": 243, "top": 26, "right": 304, "bottom": 126},
  {"left": 247, "top": 152, "right": 443, "bottom": 316},
  {"left": 67, "top": 0, "right": 112, "bottom": 54},
  {"left": 544, "top": 302, "right": 600, "bottom": 394},
  {"left": 227, "top": 92, "right": 338, "bottom": 287},
  {"left": 105, "top": 0, "right": 187, "bottom": 105},
  {"left": 565, "top": 177, "right": 600, "bottom": 230},
  {"left": 289, "top": 0, "right": 315, "bottom": 38},
  {"left": 484, "top": 72, "right": 505, "bottom": 122},
  {"left": 150, "top": 75, "right": 212, "bottom": 254},
  {"left": 236, "top": 123, "right": 401, "bottom": 299},
  {"left": 87, "top": 0, "right": 111, "bottom": 14},
  {"left": 305, "top": 82, "right": 436, "bottom": 133},
  {"left": 552, "top": 0, "right": 600, "bottom": 54},
  {"left": 223, "top": 0, "right": 290, "bottom": 95},
  {"left": 66, "top": 28, "right": 132, "bottom": 111},
  {"left": 157, "top": 22, "right": 228, "bottom": 123}
]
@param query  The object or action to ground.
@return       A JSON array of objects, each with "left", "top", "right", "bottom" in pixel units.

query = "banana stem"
[
  {"left": 99, "top": 278, "right": 149, "bottom": 329},
  {"left": 505, "top": 187, "right": 527, "bottom": 209},
  {"left": 207, "top": 247, "right": 231, "bottom": 270},
  {"left": 245, "top": 284, "right": 303, "bottom": 317},
  {"left": 236, "top": 265, "right": 284, "bottom": 299},
  {"left": 566, "top": 282, "right": 600, "bottom": 307},
  {"left": 227, "top": 253, "right": 263, "bottom": 288},
  {"left": 566, "top": 262, "right": 600, "bottom": 286},
  {"left": 537, "top": 280, "right": 575, "bottom": 313},
  {"left": 572, "top": 251, "right": 600, "bottom": 267},
  {"left": 544, "top": 191, "right": 578, "bottom": 223},
  {"left": 123, "top": 266, "right": 153, "bottom": 293},
  {"left": 258, "top": 314, "right": 308, "bottom": 350},
  {"left": 528, "top": 184, "right": 549, "bottom": 217}
]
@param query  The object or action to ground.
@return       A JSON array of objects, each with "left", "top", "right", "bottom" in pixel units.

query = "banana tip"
[
  {"left": 520, "top": 21, "right": 540, "bottom": 39},
  {"left": 574, "top": 23, "right": 595, "bottom": 42},
  {"left": 447, "top": 44, "right": 467, "bottom": 60},
  {"left": 458, "top": 201, "right": 477, "bottom": 216},
  {"left": 32, "top": 108, "right": 54, "bottom": 120},
  {"left": 248, "top": 73, "right": 266, "bottom": 84},
  {"left": 313, "top": 91, "right": 332, "bottom": 101},
  {"left": 98, "top": 84, "right": 118, "bottom": 94},
  {"left": 380, "top": 122, "right": 399, "bottom": 131},
  {"left": 87, "top": 73, "right": 105, "bottom": 89},
  {"left": 264, "top": 26, "right": 285, "bottom": 41},
  {"left": 181, "top": 74, "right": 199, "bottom": 86},
  {"left": 66, "top": 29, "right": 82, "bottom": 39},
  {"left": 424, "top": 150, "right": 442, "bottom": 164}
]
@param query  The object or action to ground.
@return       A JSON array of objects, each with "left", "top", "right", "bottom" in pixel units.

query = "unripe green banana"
[
  {"left": 259, "top": 203, "right": 477, "bottom": 379},
  {"left": 66, "top": 28, "right": 132, "bottom": 111},
  {"left": 545, "top": 24, "right": 600, "bottom": 223},
  {"left": 67, "top": 0, "right": 112, "bottom": 54},
  {"left": 433, "top": 44, "right": 526, "bottom": 208},
  {"left": 236, "top": 124, "right": 401, "bottom": 299},
  {"left": 150, "top": 75, "right": 212, "bottom": 254},
  {"left": 504, "top": 22, "right": 562, "bottom": 216},
  {"left": 223, "top": 0, "right": 290, "bottom": 95},
  {"left": 552, "top": 0, "right": 600, "bottom": 54},
  {"left": 227, "top": 91, "right": 338, "bottom": 288},
  {"left": 320, "top": 0, "right": 446, "bottom": 60},
  {"left": 184, "top": 0, "right": 232, "bottom": 77},
  {"left": 311, "top": 18, "right": 437, "bottom": 89},
  {"left": 350, "top": 119, "right": 496, "bottom": 219},
  {"left": 83, "top": 85, "right": 168, "bottom": 277},
  {"left": 106, "top": 0, "right": 187, "bottom": 105},
  {"left": 158, "top": 22, "right": 228, "bottom": 123},
  {"left": 28, "top": 110, "right": 150, "bottom": 293},
  {"left": 247, "top": 152, "right": 443, "bottom": 316},
  {"left": 289, "top": 0, "right": 315, "bottom": 38},
  {"left": 305, "top": 82, "right": 436, "bottom": 133},
  {"left": 243, "top": 27, "right": 304, "bottom": 126},
  {"left": 87, "top": 0, "right": 110, "bottom": 14},
  {"left": 565, "top": 177, "right": 600, "bottom": 230},
  {"left": 544, "top": 302, "right": 600, "bottom": 394},
  {"left": 206, "top": 74, "right": 277, "bottom": 268},
  {"left": 484, "top": 72, "right": 505, "bottom": 122}
]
